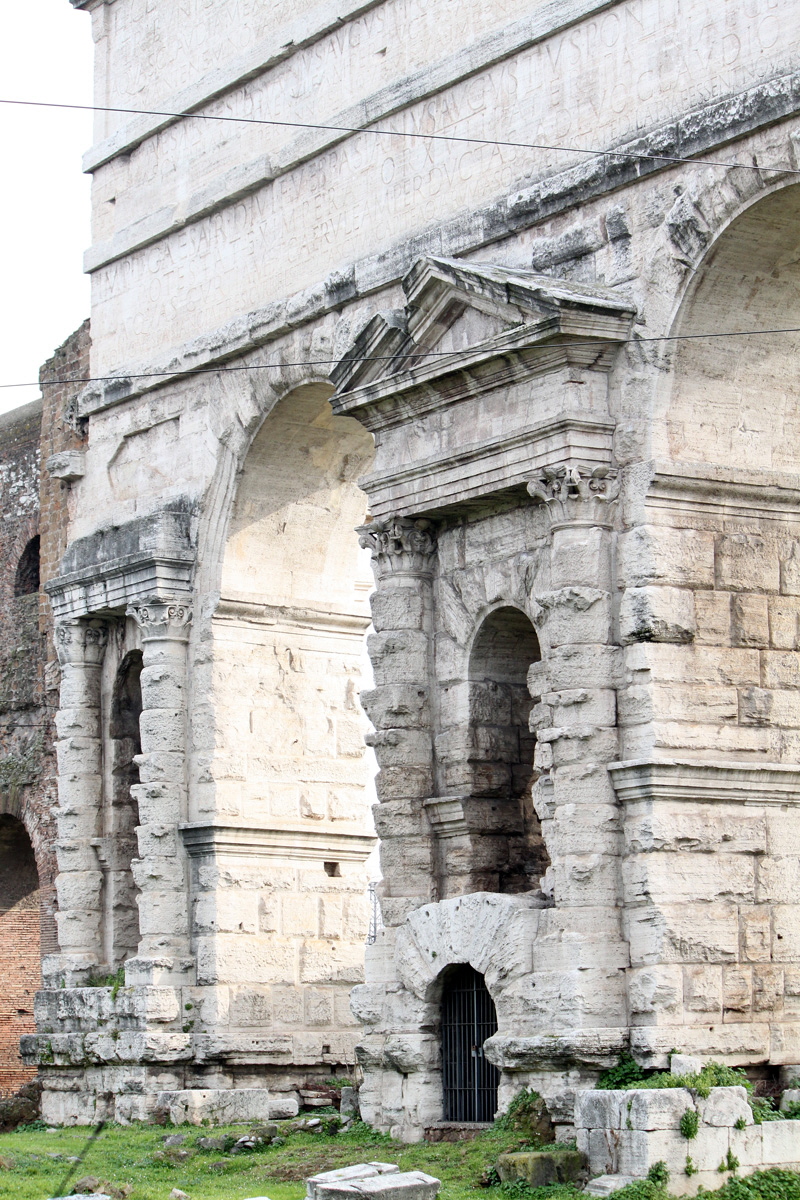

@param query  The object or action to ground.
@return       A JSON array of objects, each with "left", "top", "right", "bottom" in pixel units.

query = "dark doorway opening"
[{"left": 441, "top": 963, "right": 499, "bottom": 1122}]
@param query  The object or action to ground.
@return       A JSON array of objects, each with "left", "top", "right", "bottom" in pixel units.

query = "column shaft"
[
  {"left": 51, "top": 619, "right": 108, "bottom": 983},
  {"left": 127, "top": 598, "right": 193, "bottom": 984}
]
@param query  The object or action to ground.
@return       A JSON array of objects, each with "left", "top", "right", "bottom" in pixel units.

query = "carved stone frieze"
[
  {"left": 54, "top": 619, "right": 109, "bottom": 667},
  {"left": 357, "top": 515, "right": 437, "bottom": 581},
  {"left": 527, "top": 464, "right": 619, "bottom": 529},
  {"left": 128, "top": 598, "right": 193, "bottom": 642}
]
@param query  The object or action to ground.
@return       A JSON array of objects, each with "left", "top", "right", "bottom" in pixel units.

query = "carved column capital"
[
  {"left": 527, "top": 464, "right": 619, "bottom": 529},
  {"left": 128, "top": 597, "right": 193, "bottom": 642},
  {"left": 55, "top": 618, "right": 109, "bottom": 667},
  {"left": 357, "top": 515, "right": 437, "bottom": 581}
]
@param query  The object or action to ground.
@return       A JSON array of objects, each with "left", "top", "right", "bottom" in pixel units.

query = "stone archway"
[
  {"left": 660, "top": 182, "right": 800, "bottom": 471},
  {"left": 190, "top": 381, "right": 378, "bottom": 1084}
]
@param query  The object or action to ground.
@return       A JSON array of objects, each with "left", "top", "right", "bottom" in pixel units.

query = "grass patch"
[
  {"left": 2, "top": 1120, "right": 799, "bottom": 1200},
  {"left": 0, "top": 1116, "right": 552, "bottom": 1200}
]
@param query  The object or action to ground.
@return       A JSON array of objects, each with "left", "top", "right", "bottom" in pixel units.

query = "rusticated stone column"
[
  {"left": 358, "top": 516, "right": 438, "bottom": 926},
  {"left": 50, "top": 618, "right": 109, "bottom": 983},
  {"left": 523, "top": 464, "right": 630, "bottom": 1056},
  {"left": 127, "top": 597, "right": 194, "bottom": 985}
]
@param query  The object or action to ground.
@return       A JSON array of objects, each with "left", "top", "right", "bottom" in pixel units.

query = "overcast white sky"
[{"left": 0, "top": 0, "right": 93, "bottom": 415}]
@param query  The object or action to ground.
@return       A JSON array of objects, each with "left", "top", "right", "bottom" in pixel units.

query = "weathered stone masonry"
[
  {"left": 0, "top": 323, "right": 90, "bottom": 1091},
  {"left": 27, "top": 0, "right": 800, "bottom": 1128}
]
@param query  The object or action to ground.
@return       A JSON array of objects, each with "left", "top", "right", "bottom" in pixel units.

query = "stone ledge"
[
  {"left": 179, "top": 822, "right": 375, "bottom": 861},
  {"left": 609, "top": 759, "right": 800, "bottom": 805}
]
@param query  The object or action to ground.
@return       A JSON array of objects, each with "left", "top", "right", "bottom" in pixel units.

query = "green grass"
[
  {"left": 0, "top": 1117, "right": 546, "bottom": 1200},
  {"left": 2, "top": 1121, "right": 799, "bottom": 1200}
]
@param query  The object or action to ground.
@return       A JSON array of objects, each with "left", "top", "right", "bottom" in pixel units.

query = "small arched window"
[{"left": 14, "top": 535, "right": 40, "bottom": 597}]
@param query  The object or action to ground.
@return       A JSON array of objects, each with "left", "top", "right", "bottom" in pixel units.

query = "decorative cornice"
[
  {"left": 214, "top": 596, "right": 369, "bottom": 637},
  {"left": 332, "top": 259, "right": 635, "bottom": 422},
  {"left": 55, "top": 619, "right": 109, "bottom": 667},
  {"left": 424, "top": 795, "right": 524, "bottom": 838},
  {"left": 128, "top": 598, "right": 192, "bottom": 642},
  {"left": 608, "top": 758, "right": 800, "bottom": 805},
  {"left": 528, "top": 464, "right": 619, "bottom": 529},
  {"left": 639, "top": 460, "right": 800, "bottom": 525},
  {"left": 44, "top": 508, "right": 195, "bottom": 620},
  {"left": 179, "top": 823, "right": 375, "bottom": 861},
  {"left": 357, "top": 516, "right": 437, "bottom": 581}
]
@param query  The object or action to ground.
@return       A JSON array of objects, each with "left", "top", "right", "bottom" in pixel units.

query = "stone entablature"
[
  {"left": 332, "top": 258, "right": 634, "bottom": 517},
  {"left": 44, "top": 508, "right": 196, "bottom": 621}
]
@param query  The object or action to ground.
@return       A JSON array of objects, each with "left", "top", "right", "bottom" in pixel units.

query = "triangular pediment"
[{"left": 331, "top": 256, "right": 636, "bottom": 395}]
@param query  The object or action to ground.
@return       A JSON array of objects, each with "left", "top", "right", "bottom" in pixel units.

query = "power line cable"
[
  {"left": 1, "top": 95, "right": 798, "bottom": 178},
  {"left": 2, "top": 326, "right": 800, "bottom": 391}
]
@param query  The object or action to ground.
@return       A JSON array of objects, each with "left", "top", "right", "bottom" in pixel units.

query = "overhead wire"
[
  {"left": 1, "top": 95, "right": 798, "bottom": 178},
  {"left": 1, "top": 92, "right": 798, "bottom": 393},
  {"left": 2, "top": 326, "right": 800, "bottom": 391}
]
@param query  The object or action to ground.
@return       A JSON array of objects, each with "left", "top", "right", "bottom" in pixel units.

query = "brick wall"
[
  {"left": 0, "top": 321, "right": 89, "bottom": 1090},
  {"left": 0, "top": 817, "right": 41, "bottom": 1093}
]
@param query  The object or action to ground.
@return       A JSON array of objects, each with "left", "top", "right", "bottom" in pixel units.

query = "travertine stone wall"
[
  {"left": 42, "top": 0, "right": 800, "bottom": 1125},
  {"left": 575, "top": 1083, "right": 800, "bottom": 1194}
]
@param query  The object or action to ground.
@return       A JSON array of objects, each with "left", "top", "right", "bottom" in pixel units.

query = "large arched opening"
[
  {"left": 202, "top": 382, "right": 377, "bottom": 1075},
  {"left": 660, "top": 183, "right": 800, "bottom": 470},
  {"left": 0, "top": 815, "right": 41, "bottom": 1090}
]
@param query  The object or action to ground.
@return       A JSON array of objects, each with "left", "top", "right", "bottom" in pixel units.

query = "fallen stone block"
[
  {"left": 496, "top": 1149, "right": 588, "bottom": 1188},
  {"left": 307, "top": 1164, "right": 400, "bottom": 1200},
  {"left": 50, "top": 1195, "right": 112, "bottom": 1200},
  {"left": 309, "top": 1165, "right": 439, "bottom": 1200},
  {"left": 585, "top": 1176, "right": 637, "bottom": 1196}
]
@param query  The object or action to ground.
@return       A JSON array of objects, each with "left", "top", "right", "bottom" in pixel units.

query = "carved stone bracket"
[
  {"left": 357, "top": 515, "right": 437, "bottom": 581},
  {"left": 128, "top": 597, "right": 193, "bottom": 642},
  {"left": 54, "top": 618, "right": 109, "bottom": 667},
  {"left": 527, "top": 464, "right": 619, "bottom": 529}
]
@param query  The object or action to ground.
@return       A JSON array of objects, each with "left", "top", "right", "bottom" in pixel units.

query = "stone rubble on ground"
[{"left": 307, "top": 1165, "right": 440, "bottom": 1200}]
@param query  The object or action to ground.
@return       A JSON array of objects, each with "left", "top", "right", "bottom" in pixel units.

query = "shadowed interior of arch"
[
  {"left": 454, "top": 605, "right": 550, "bottom": 896},
  {"left": 105, "top": 649, "right": 143, "bottom": 967},
  {"left": 14, "top": 535, "right": 40, "bottom": 597}
]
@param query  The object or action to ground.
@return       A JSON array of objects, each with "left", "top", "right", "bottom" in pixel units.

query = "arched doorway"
[
  {"left": 0, "top": 815, "right": 41, "bottom": 1090},
  {"left": 441, "top": 963, "right": 499, "bottom": 1122}
]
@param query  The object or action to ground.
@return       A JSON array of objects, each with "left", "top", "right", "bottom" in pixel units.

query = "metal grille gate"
[{"left": 441, "top": 964, "right": 499, "bottom": 1122}]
